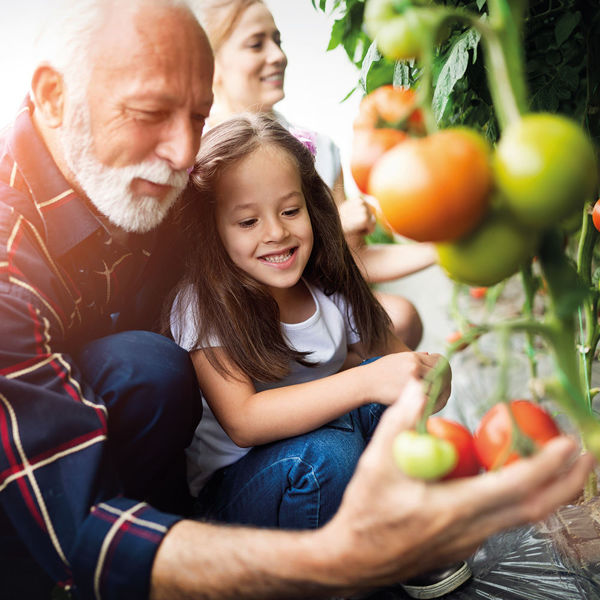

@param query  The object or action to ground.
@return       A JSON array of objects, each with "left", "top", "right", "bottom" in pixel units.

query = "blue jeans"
[{"left": 195, "top": 394, "right": 386, "bottom": 530}]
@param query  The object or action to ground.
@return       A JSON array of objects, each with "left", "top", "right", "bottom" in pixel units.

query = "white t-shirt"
[{"left": 170, "top": 281, "right": 360, "bottom": 496}]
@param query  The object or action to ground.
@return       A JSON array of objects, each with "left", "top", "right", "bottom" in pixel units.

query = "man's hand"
[{"left": 320, "top": 379, "right": 594, "bottom": 594}]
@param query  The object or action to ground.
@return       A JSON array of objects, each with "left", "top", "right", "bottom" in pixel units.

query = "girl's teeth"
[{"left": 263, "top": 250, "right": 293, "bottom": 263}]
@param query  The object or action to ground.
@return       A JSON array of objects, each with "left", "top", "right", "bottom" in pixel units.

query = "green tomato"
[
  {"left": 365, "top": 2, "right": 446, "bottom": 61},
  {"left": 493, "top": 113, "right": 598, "bottom": 229},
  {"left": 393, "top": 431, "right": 458, "bottom": 480},
  {"left": 436, "top": 208, "right": 538, "bottom": 287}
]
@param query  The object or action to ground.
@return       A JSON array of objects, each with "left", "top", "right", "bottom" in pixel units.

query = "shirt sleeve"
[
  {"left": 329, "top": 291, "right": 361, "bottom": 345},
  {"left": 0, "top": 279, "right": 180, "bottom": 598}
]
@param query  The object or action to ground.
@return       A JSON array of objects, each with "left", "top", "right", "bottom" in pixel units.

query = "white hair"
[{"left": 31, "top": 0, "right": 200, "bottom": 100}]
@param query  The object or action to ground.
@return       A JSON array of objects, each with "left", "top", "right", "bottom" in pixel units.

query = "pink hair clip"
[{"left": 289, "top": 127, "right": 317, "bottom": 157}]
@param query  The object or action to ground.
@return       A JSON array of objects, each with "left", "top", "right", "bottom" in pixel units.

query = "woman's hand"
[{"left": 338, "top": 196, "right": 376, "bottom": 239}]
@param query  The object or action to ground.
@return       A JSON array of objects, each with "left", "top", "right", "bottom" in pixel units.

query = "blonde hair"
[{"left": 195, "top": 0, "right": 263, "bottom": 52}]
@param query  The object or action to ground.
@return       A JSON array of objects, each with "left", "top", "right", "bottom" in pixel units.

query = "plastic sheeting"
[{"left": 359, "top": 330, "right": 600, "bottom": 599}]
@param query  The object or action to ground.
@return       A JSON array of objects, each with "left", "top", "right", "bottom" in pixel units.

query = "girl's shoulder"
[{"left": 169, "top": 283, "right": 221, "bottom": 351}]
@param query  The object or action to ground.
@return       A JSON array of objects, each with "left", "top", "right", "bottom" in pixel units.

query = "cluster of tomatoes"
[
  {"left": 393, "top": 400, "right": 561, "bottom": 481},
  {"left": 351, "top": 85, "right": 599, "bottom": 287}
]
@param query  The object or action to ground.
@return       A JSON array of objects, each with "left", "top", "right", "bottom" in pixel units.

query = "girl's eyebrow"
[{"left": 230, "top": 192, "right": 302, "bottom": 213}]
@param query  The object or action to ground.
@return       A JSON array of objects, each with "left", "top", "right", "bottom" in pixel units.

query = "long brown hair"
[{"left": 170, "top": 113, "right": 391, "bottom": 382}]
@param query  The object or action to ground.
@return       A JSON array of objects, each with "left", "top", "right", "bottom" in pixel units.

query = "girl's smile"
[
  {"left": 215, "top": 144, "right": 314, "bottom": 294},
  {"left": 258, "top": 246, "right": 297, "bottom": 266}
]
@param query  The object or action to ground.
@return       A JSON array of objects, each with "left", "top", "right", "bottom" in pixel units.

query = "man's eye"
[{"left": 132, "top": 109, "right": 164, "bottom": 121}]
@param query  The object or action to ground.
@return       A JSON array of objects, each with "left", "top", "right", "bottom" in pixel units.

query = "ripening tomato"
[
  {"left": 494, "top": 113, "right": 598, "bottom": 229},
  {"left": 368, "top": 128, "right": 493, "bottom": 242},
  {"left": 592, "top": 199, "right": 600, "bottom": 233},
  {"left": 426, "top": 417, "right": 481, "bottom": 478},
  {"left": 351, "top": 129, "right": 408, "bottom": 194},
  {"left": 392, "top": 430, "right": 458, "bottom": 480},
  {"left": 353, "top": 85, "right": 425, "bottom": 133},
  {"left": 436, "top": 208, "right": 538, "bottom": 286},
  {"left": 351, "top": 86, "right": 425, "bottom": 194},
  {"left": 474, "top": 399, "right": 561, "bottom": 470}
]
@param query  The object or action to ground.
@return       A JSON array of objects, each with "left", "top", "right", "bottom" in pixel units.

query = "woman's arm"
[
  {"left": 191, "top": 348, "right": 444, "bottom": 447},
  {"left": 353, "top": 242, "right": 437, "bottom": 284}
]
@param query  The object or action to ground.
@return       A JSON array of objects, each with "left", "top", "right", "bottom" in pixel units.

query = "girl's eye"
[
  {"left": 239, "top": 218, "right": 257, "bottom": 228},
  {"left": 282, "top": 208, "right": 300, "bottom": 217}
]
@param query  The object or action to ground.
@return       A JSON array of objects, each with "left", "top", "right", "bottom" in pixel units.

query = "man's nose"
[{"left": 156, "top": 115, "right": 201, "bottom": 171}]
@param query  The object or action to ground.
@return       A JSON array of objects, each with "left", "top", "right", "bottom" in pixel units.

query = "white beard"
[{"left": 58, "top": 98, "right": 190, "bottom": 233}]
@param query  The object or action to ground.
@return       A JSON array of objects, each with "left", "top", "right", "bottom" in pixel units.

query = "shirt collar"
[{"left": 8, "top": 97, "right": 102, "bottom": 257}]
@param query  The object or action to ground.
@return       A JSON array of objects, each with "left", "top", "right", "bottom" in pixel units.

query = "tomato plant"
[
  {"left": 474, "top": 400, "right": 561, "bottom": 470},
  {"left": 392, "top": 430, "right": 457, "bottom": 480},
  {"left": 351, "top": 86, "right": 424, "bottom": 194},
  {"left": 493, "top": 113, "right": 598, "bottom": 229},
  {"left": 426, "top": 417, "right": 481, "bottom": 478},
  {"left": 436, "top": 208, "right": 537, "bottom": 286},
  {"left": 368, "top": 128, "right": 492, "bottom": 242},
  {"left": 592, "top": 199, "right": 600, "bottom": 233}
]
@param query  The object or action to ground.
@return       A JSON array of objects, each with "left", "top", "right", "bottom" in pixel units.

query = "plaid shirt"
[{"left": 0, "top": 100, "right": 186, "bottom": 599}]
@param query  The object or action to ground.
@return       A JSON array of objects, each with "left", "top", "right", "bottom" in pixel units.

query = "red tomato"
[
  {"left": 427, "top": 417, "right": 481, "bottom": 478},
  {"left": 592, "top": 199, "right": 600, "bottom": 232},
  {"left": 469, "top": 286, "right": 488, "bottom": 299},
  {"left": 474, "top": 400, "right": 560, "bottom": 470}
]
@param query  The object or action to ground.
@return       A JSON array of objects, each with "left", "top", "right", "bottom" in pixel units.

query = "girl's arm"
[{"left": 190, "top": 347, "right": 444, "bottom": 448}]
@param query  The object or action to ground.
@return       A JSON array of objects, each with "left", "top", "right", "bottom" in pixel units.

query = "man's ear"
[{"left": 30, "top": 65, "right": 65, "bottom": 128}]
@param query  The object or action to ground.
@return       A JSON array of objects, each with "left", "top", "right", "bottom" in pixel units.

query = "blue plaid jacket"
[{"left": 0, "top": 100, "right": 185, "bottom": 599}]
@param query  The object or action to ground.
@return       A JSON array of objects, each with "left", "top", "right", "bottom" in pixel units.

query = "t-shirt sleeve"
[
  {"left": 330, "top": 292, "right": 361, "bottom": 345},
  {"left": 170, "top": 285, "right": 200, "bottom": 351},
  {"left": 170, "top": 285, "right": 220, "bottom": 350}
]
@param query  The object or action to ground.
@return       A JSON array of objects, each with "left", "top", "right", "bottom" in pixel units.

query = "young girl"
[{"left": 169, "top": 113, "right": 450, "bottom": 530}]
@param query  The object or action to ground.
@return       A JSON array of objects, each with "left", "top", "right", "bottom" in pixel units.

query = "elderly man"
[{"left": 0, "top": 0, "right": 593, "bottom": 599}]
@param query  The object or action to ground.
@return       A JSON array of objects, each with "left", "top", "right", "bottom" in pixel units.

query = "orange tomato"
[
  {"left": 368, "top": 128, "right": 493, "bottom": 242},
  {"left": 351, "top": 85, "right": 425, "bottom": 194}
]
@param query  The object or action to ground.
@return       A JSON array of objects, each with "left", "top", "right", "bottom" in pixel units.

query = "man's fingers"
[
  {"left": 444, "top": 437, "right": 591, "bottom": 518},
  {"left": 369, "top": 379, "right": 426, "bottom": 452}
]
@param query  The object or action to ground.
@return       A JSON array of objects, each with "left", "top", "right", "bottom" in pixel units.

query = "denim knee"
[{"left": 77, "top": 330, "right": 202, "bottom": 434}]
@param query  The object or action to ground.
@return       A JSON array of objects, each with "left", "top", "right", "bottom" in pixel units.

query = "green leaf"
[
  {"left": 327, "top": 17, "right": 345, "bottom": 51},
  {"left": 393, "top": 61, "right": 412, "bottom": 87},
  {"left": 555, "top": 11, "right": 581, "bottom": 47},
  {"left": 432, "top": 27, "right": 481, "bottom": 121},
  {"left": 358, "top": 41, "right": 382, "bottom": 92}
]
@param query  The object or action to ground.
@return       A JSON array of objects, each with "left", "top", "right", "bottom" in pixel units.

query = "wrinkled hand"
[
  {"left": 338, "top": 196, "right": 376, "bottom": 238},
  {"left": 363, "top": 352, "right": 451, "bottom": 412},
  {"left": 321, "top": 379, "right": 594, "bottom": 594}
]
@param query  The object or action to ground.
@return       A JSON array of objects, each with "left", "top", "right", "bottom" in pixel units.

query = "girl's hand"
[{"left": 362, "top": 352, "right": 451, "bottom": 410}]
